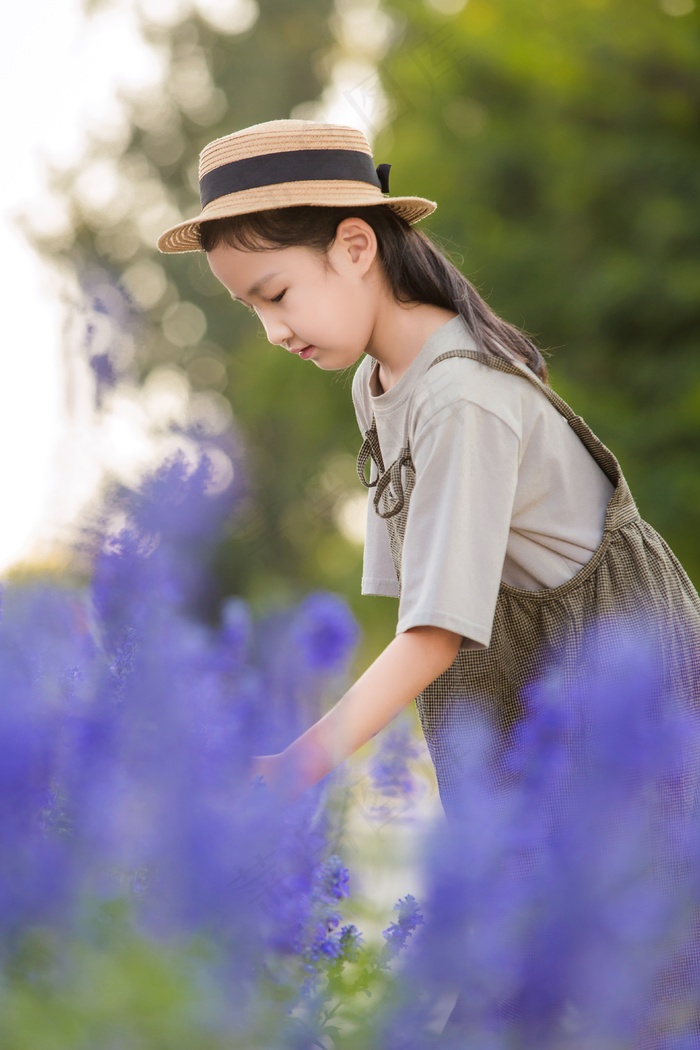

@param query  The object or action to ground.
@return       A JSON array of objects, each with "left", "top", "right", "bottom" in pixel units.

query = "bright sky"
[
  {"left": 0, "top": 0, "right": 166, "bottom": 574},
  {"left": 1, "top": 4, "right": 75, "bottom": 572},
  {"left": 0, "top": 0, "right": 227, "bottom": 575},
  {"left": 0, "top": 0, "right": 389, "bottom": 576}
]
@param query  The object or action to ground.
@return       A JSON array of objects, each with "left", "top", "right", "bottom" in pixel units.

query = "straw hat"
[{"left": 157, "top": 118, "right": 437, "bottom": 253}]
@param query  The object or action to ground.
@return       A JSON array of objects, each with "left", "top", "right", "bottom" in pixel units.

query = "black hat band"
[{"left": 199, "top": 149, "right": 390, "bottom": 208}]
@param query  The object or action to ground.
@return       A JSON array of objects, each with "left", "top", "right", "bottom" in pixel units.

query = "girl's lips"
[{"left": 299, "top": 346, "right": 315, "bottom": 359}]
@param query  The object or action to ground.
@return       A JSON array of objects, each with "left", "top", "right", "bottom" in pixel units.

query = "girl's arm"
[{"left": 253, "top": 625, "right": 462, "bottom": 798}]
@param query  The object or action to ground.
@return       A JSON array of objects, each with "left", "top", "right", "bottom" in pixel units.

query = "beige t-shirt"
[{"left": 351, "top": 315, "right": 616, "bottom": 649}]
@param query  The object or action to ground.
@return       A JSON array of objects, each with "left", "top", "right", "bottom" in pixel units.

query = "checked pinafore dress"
[
  {"left": 357, "top": 348, "right": 700, "bottom": 813},
  {"left": 356, "top": 348, "right": 700, "bottom": 1044}
]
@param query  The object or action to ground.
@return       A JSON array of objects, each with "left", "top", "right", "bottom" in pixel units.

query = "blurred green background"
[{"left": 41, "top": 0, "right": 700, "bottom": 675}]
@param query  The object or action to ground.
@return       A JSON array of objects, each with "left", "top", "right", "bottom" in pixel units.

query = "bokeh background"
[
  {"left": 1, "top": 3, "right": 698, "bottom": 1042},
  {"left": 3, "top": 0, "right": 699, "bottom": 678}
]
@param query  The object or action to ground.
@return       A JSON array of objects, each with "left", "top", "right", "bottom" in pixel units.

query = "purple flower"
[
  {"left": 307, "top": 919, "right": 362, "bottom": 965},
  {"left": 89, "top": 350, "right": 117, "bottom": 407},
  {"left": 288, "top": 592, "right": 359, "bottom": 674},
  {"left": 291, "top": 850, "right": 363, "bottom": 1000},
  {"left": 218, "top": 597, "right": 252, "bottom": 668},
  {"left": 0, "top": 422, "right": 359, "bottom": 1038},
  {"left": 316, "top": 854, "right": 351, "bottom": 902},
  {"left": 338, "top": 922, "right": 363, "bottom": 960},
  {"left": 382, "top": 894, "right": 425, "bottom": 961},
  {"left": 369, "top": 717, "right": 423, "bottom": 799},
  {"left": 380, "top": 619, "right": 700, "bottom": 1046},
  {"left": 78, "top": 270, "right": 143, "bottom": 409}
]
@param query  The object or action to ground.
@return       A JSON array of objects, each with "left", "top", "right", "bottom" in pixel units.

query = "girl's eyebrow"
[{"left": 231, "top": 271, "right": 282, "bottom": 304}]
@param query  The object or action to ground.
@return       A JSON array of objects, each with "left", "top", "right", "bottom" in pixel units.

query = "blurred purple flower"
[
  {"left": 382, "top": 894, "right": 425, "bottom": 962},
  {"left": 316, "top": 854, "right": 351, "bottom": 902},
  {"left": 369, "top": 716, "right": 423, "bottom": 799},
  {"left": 88, "top": 350, "right": 117, "bottom": 407},
  {"left": 289, "top": 592, "right": 360, "bottom": 674},
  {"left": 80, "top": 271, "right": 140, "bottom": 409},
  {"left": 6, "top": 415, "right": 700, "bottom": 1049},
  {"left": 380, "top": 619, "right": 700, "bottom": 1047},
  {"left": 218, "top": 596, "right": 252, "bottom": 669},
  {"left": 0, "top": 439, "right": 361, "bottom": 1047},
  {"left": 297, "top": 851, "right": 361, "bottom": 1007},
  {"left": 338, "top": 922, "right": 363, "bottom": 959}
]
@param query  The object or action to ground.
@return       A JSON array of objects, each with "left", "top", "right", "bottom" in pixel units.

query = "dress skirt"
[{"left": 357, "top": 349, "right": 700, "bottom": 1046}]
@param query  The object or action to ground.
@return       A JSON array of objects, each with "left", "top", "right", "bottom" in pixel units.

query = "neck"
[{"left": 366, "top": 300, "right": 459, "bottom": 394}]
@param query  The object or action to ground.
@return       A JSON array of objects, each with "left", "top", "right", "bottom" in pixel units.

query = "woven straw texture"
[
  {"left": 198, "top": 120, "right": 375, "bottom": 177},
  {"left": 158, "top": 119, "right": 437, "bottom": 253},
  {"left": 356, "top": 348, "right": 700, "bottom": 1045}
]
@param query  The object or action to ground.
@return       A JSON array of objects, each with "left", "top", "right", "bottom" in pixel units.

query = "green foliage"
[
  {"left": 374, "top": 0, "right": 700, "bottom": 580},
  {"left": 39, "top": 0, "right": 699, "bottom": 673},
  {"left": 0, "top": 895, "right": 421, "bottom": 1050},
  {"left": 1, "top": 913, "right": 233, "bottom": 1049},
  {"left": 37, "top": 0, "right": 390, "bottom": 671}
]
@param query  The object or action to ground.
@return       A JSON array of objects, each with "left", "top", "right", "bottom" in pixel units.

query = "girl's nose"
[{"left": 261, "top": 315, "right": 294, "bottom": 348}]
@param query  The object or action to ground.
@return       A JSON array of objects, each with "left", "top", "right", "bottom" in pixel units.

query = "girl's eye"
[{"left": 270, "top": 290, "right": 286, "bottom": 303}]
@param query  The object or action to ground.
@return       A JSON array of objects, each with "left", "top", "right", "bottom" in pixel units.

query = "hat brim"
[{"left": 157, "top": 183, "right": 437, "bottom": 253}]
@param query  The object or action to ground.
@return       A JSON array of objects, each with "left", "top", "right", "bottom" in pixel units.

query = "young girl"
[
  {"left": 159, "top": 115, "right": 699, "bottom": 802},
  {"left": 158, "top": 118, "right": 700, "bottom": 1030}
]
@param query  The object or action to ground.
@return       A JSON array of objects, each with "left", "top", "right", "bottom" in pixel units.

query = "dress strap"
[
  {"left": 356, "top": 416, "right": 412, "bottom": 519},
  {"left": 427, "top": 348, "right": 639, "bottom": 532},
  {"left": 428, "top": 348, "right": 571, "bottom": 415},
  {"left": 372, "top": 449, "right": 413, "bottom": 519},
  {"left": 357, "top": 416, "right": 384, "bottom": 488}
]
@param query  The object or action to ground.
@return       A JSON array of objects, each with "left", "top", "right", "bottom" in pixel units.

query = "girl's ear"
[{"left": 331, "top": 216, "right": 377, "bottom": 276}]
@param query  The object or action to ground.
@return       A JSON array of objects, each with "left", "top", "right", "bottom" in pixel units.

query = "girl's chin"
[{"left": 317, "top": 349, "right": 365, "bottom": 372}]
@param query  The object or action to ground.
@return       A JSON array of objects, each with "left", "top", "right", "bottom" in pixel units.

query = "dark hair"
[{"left": 199, "top": 205, "right": 549, "bottom": 383}]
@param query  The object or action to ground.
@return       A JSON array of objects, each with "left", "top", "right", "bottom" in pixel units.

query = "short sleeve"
[
  {"left": 395, "top": 398, "right": 520, "bottom": 649},
  {"left": 352, "top": 358, "right": 400, "bottom": 599},
  {"left": 361, "top": 490, "right": 401, "bottom": 597}
]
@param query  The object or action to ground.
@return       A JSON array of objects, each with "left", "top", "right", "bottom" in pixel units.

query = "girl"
[
  {"left": 159, "top": 116, "right": 699, "bottom": 802},
  {"left": 158, "top": 117, "right": 700, "bottom": 1031}
]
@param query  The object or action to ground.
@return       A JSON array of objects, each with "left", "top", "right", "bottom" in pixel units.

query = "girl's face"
[{"left": 206, "top": 218, "right": 381, "bottom": 370}]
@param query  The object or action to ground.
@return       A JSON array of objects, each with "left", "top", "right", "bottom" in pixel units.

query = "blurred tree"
[
  {"left": 32, "top": 0, "right": 396, "bottom": 661},
  {"left": 35, "top": 0, "right": 699, "bottom": 680},
  {"left": 372, "top": 0, "right": 700, "bottom": 581}
]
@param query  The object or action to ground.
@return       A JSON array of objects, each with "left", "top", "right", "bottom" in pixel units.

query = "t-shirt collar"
[{"left": 368, "top": 314, "right": 469, "bottom": 410}]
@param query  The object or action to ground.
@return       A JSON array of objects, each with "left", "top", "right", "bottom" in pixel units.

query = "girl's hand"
[
  {"left": 250, "top": 753, "right": 282, "bottom": 788},
  {"left": 250, "top": 750, "right": 310, "bottom": 803},
  {"left": 250, "top": 626, "right": 461, "bottom": 798}
]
